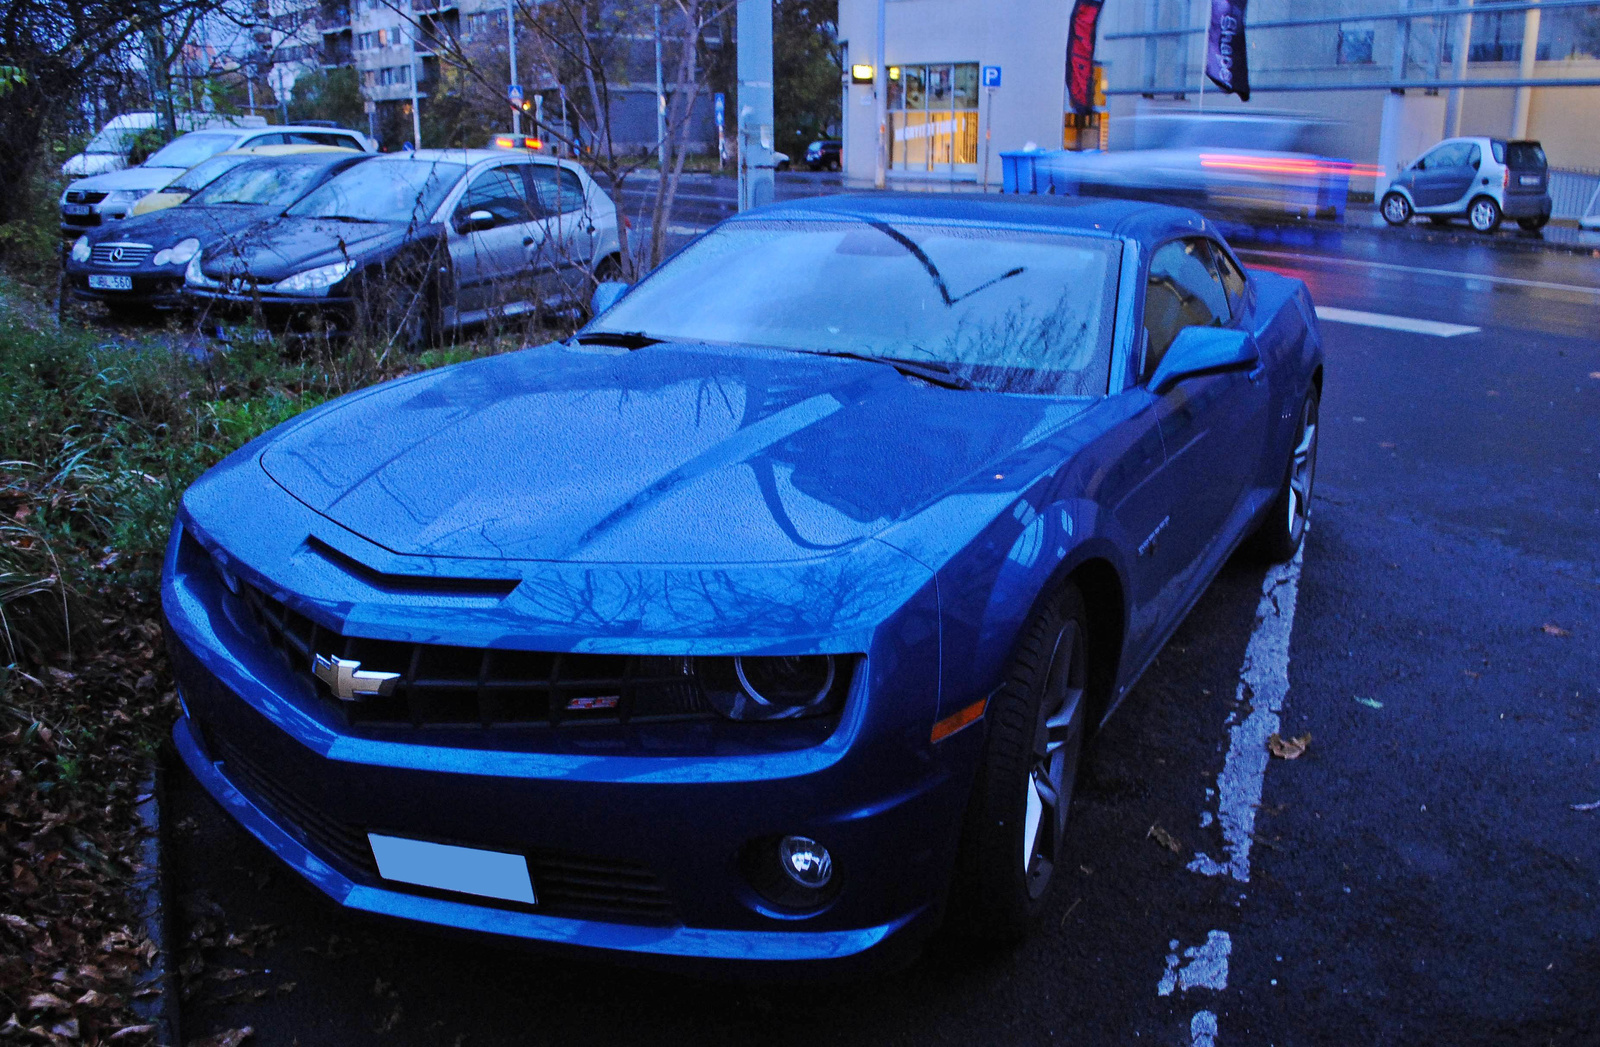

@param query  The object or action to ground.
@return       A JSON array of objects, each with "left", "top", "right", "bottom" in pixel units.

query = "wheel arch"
[{"left": 1063, "top": 556, "right": 1126, "bottom": 733}]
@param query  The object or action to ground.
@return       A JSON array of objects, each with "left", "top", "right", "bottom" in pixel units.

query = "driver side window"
[
  {"left": 456, "top": 165, "right": 535, "bottom": 229},
  {"left": 1143, "top": 239, "right": 1230, "bottom": 380}
]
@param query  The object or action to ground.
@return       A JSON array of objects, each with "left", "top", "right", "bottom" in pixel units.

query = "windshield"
[
  {"left": 286, "top": 158, "right": 467, "bottom": 222},
  {"left": 144, "top": 132, "right": 241, "bottom": 170},
  {"left": 189, "top": 158, "right": 342, "bottom": 207},
  {"left": 85, "top": 123, "right": 145, "bottom": 155},
  {"left": 167, "top": 153, "right": 254, "bottom": 194},
  {"left": 590, "top": 218, "right": 1122, "bottom": 396}
]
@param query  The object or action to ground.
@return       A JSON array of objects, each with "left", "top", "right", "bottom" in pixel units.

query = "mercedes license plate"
[
  {"left": 367, "top": 832, "right": 536, "bottom": 904},
  {"left": 63, "top": 204, "right": 92, "bottom": 216},
  {"left": 88, "top": 274, "right": 133, "bottom": 291}
]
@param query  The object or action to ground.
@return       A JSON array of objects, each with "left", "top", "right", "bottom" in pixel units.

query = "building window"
[
  {"left": 377, "top": 64, "right": 409, "bottom": 85},
  {"left": 1337, "top": 21, "right": 1375, "bottom": 64},
  {"left": 465, "top": 10, "right": 506, "bottom": 37},
  {"left": 886, "top": 62, "right": 979, "bottom": 173}
]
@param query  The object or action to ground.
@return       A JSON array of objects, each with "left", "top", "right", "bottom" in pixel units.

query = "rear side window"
[
  {"left": 1143, "top": 238, "right": 1230, "bottom": 378},
  {"left": 283, "top": 131, "right": 360, "bottom": 149},
  {"left": 1506, "top": 142, "right": 1547, "bottom": 169},
  {"left": 527, "top": 165, "right": 587, "bottom": 215}
]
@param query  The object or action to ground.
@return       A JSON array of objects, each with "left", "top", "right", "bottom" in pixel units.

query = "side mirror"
[
  {"left": 1148, "top": 326, "right": 1258, "bottom": 394},
  {"left": 455, "top": 209, "right": 496, "bottom": 233},
  {"left": 589, "top": 280, "right": 629, "bottom": 316}
]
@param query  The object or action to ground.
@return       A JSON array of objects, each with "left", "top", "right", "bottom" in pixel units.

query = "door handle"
[
  {"left": 1248, "top": 363, "right": 1266, "bottom": 383},
  {"left": 522, "top": 236, "right": 535, "bottom": 246}
]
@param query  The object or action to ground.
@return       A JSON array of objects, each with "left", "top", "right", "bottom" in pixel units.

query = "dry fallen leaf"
[
  {"left": 1267, "top": 732, "right": 1311, "bottom": 760},
  {"left": 1146, "top": 824, "right": 1184, "bottom": 854},
  {"left": 1571, "top": 800, "right": 1600, "bottom": 812},
  {"left": 109, "top": 1025, "right": 157, "bottom": 1041},
  {"left": 189, "top": 1028, "right": 255, "bottom": 1047},
  {"left": 1541, "top": 623, "right": 1571, "bottom": 637}
]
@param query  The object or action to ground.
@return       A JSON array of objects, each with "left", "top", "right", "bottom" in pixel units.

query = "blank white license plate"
[
  {"left": 1520, "top": 175, "right": 1541, "bottom": 186},
  {"left": 367, "top": 832, "right": 536, "bottom": 905},
  {"left": 88, "top": 274, "right": 133, "bottom": 291},
  {"left": 63, "top": 204, "right": 91, "bottom": 216}
]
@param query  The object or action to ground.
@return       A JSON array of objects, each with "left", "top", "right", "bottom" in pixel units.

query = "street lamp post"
[
  {"left": 874, "top": 0, "right": 886, "bottom": 189},
  {"left": 508, "top": 0, "right": 521, "bottom": 136}
]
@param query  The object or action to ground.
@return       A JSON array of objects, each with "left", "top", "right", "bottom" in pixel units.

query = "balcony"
[{"left": 317, "top": 1, "right": 349, "bottom": 31}]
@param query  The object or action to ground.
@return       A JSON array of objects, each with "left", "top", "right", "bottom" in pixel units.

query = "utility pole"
[
  {"left": 873, "top": 0, "right": 886, "bottom": 189},
  {"left": 410, "top": 23, "right": 423, "bottom": 149},
  {"left": 655, "top": 3, "right": 668, "bottom": 168},
  {"left": 1444, "top": 0, "right": 1474, "bottom": 137},
  {"left": 736, "top": 0, "right": 774, "bottom": 210},
  {"left": 1511, "top": 0, "right": 1540, "bottom": 137},
  {"left": 508, "top": 0, "right": 521, "bottom": 136}
]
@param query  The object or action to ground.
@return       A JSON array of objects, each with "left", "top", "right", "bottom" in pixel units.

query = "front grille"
[
  {"left": 213, "top": 735, "right": 679, "bottom": 923},
  {"left": 242, "top": 585, "right": 715, "bottom": 729},
  {"left": 90, "top": 242, "right": 152, "bottom": 267},
  {"left": 66, "top": 191, "right": 108, "bottom": 204},
  {"left": 63, "top": 212, "right": 101, "bottom": 227}
]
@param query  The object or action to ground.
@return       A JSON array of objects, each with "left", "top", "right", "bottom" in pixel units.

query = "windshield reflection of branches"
[{"left": 930, "top": 289, "right": 1099, "bottom": 395}]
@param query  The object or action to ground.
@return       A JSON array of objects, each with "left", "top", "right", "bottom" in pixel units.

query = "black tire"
[
  {"left": 1380, "top": 192, "right": 1412, "bottom": 226},
  {"left": 950, "top": 583, "right": 1090, "bottom": 941},
  {"left": 1517, "top": 215, "right": 1549, "bottom": 231},
  {"left": 365, "top": 280, "right": 434, "bottom": 353},
  {"left": 1468, "top": 195, "right": 1502, "bottom": 233},
  {"left": 1244, "top": 387, "right": 1319, "bottom": 563}
]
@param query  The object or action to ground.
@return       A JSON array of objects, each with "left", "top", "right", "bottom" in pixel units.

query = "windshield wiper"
[
  {"left": 796, "top": 348, "right": 976, "bottom": 390},
  {"left": 572, "top": 330, "right": 666, "bottom": 349}
]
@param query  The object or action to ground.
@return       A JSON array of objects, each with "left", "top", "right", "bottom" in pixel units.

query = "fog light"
[{"left": 779, "top": 836, "right": 832, "bottom": 889}]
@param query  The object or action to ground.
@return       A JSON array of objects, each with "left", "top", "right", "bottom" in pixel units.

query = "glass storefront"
[{"left": 888, "top": 62, "right": 980, "bottom": 175}]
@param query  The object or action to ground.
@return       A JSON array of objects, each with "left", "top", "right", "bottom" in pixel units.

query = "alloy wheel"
[
  {"left": 1381, "top": 193, "right": 1411, "bottom": 225},
  {"left": 1286, "top": 395, "right": 1319, "bottom": 544},
  {"left": 1470, "top": 198, "right": 1501, "bottom": 233},
  {"left": 1024, "top": 619, "right": 1087, "bottom": 899}
]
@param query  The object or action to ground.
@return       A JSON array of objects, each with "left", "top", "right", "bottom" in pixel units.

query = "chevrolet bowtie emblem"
[{"left": 312, "top": 654, "right": 401, "bottom": 702}]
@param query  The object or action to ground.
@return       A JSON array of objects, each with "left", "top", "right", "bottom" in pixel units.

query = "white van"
[{"left": 62, "top": 113, "right": 159, "bottom": 177}]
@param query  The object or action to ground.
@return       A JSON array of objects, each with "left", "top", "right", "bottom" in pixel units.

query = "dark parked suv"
[{"left": 1381, "top": 137, "right": 1552, "bottom": 233}]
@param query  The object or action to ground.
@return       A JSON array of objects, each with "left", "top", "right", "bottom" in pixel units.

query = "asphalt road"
[{"left": 165, "top": 185, "right": 1600, "bottom": 1046}]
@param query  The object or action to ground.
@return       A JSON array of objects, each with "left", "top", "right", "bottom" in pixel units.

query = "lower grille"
[
  {"left": 242, "top": 585, "right": 715, "bottom": 729},
  {"left": 214, "top": 735, "right": 678, "bottom": 924},
  {"left": 91, "top": 242, "right": 152, "bottom": 266},
  {"left": 63, "top": 213, "right": 101, "bottom": 227}
]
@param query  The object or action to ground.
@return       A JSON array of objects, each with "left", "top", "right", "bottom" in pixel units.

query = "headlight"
[
  {"left": 102, "top": 190, "right": 140, "bottom": 209},
  {"left": 70, "top": 236, "right": 90, "bottom": 263},
  {"left": 268, "top": 259, "right": 356, "bottom": 295},
  {"left": 153, "top": 237, "right": 200, "bottom": 267},
  {"left": 185, "top": 253, "right": 220, "bottom": 289},
  {"left": 702, "top": 655, "right": 845, "bottom": 721}
]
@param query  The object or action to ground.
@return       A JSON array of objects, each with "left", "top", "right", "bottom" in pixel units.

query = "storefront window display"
[{"left": 888, "top": 62, "right": 980, "bottom": 174}]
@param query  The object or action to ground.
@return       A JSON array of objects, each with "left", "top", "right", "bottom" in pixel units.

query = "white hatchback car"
[{"left": 1381, "top": 137, "right": 1553, "bottom": 233}]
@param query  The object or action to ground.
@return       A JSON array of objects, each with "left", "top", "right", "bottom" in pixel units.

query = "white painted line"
[
  {"left": 1189, "top": 544, "right": 1305, "bottom": 883},
  {"left": 1314, "top": 306, "right": 1480, "bottom": 337},
  {"left": 1157, "top": 931, "right": 1233, "bottom": 996},
  {"left": 1237, "top": 247, "right": 1600, "bottom": 297}
]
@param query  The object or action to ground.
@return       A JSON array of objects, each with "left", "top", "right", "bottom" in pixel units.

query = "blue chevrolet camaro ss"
[{"left": 162, "top": 194, "right": 1323, "bottom": 973}]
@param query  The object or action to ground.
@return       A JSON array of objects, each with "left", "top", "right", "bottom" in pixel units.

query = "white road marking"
[
  {"left": 1157, "top": 931, "right": 1233, "bottom": 996},
  {"left": 1237, "top": 247, "right": 1600, "bottom": 297},
  {"left": 1313, "top": 306, "right": 1480, "bottom": 337},
  {"left": 1190, "top": 544, "right": 1305, "bottom": 883}
]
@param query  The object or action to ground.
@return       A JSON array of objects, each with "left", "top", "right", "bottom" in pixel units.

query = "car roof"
[
  {"left": 396, "top": 148, "right": 574, "bottom": 165},
  {"left": 737, "top": 192, "right": 1212, "bottom": 246},
  {"left": 225, "top": 143, "right": 361, "bottom": 157}
]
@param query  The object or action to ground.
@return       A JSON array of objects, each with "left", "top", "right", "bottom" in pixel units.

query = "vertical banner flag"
[
  {"left": 1067, "top": 0, "right": 1105, "bottom": 115},
  {"left": 1206, "top": 0, "right": 1250, "bottom": 101}
]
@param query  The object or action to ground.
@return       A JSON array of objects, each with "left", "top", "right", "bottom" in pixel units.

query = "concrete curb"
[{"left": 132, "top": 752, "right": 181, "bottom": 1047}]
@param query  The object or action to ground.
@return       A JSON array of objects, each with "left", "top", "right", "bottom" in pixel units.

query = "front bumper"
[
  {"left": 65, "top": 269, "right": 185, "bottom": 308},
  {"left": 185, "top": 287, "right": 356, "bottom": 329},
  {"left": 162, "top": 514, "right": 966, "bottom": 973}
]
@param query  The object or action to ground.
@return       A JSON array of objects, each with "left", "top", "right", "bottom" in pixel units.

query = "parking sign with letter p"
[{"left": 982, "top": 65, "right": 1002, "bottom": 88}]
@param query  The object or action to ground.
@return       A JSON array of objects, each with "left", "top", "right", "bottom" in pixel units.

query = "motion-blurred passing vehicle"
[
  {"left": 60, "top": 124, "right": 374, "bottom": 236},
  {"left": 163, "top": 194, "right": 1323, "bottom": 973},
  {"left": 1380, "top": 137, "right": 1552, "bottom": 233},
  {"left": 806, "top": 140, "right": 842, "bottom": 171},
  {"left": 184, "top": 149, "right": 621, "bottom": 344},
  {"left": 65, "top": 151, "right": 372, "bottom": 312}
]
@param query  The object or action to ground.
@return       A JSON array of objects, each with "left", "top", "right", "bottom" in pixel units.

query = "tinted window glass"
[
  {"left": 287, "top": 157, "right": 467, "bottom": 222},
  {"left": 245, "top": 134, "right": 287, "bottom": 147},
  {"left": 189, "top": 158, "right": 336, "bottom": 206},
  {"left": 1144, "top": 238, "right": 1230, "bottom": 377},
  {"left": 1506, "top": 142, "right": 1546, "bottom": 169},
  {"left": 459, "top": 165, "right": 535, "bottom": 226},
  {"left": 144, "top": 132, "right": 242, "bottom": 169},
  {"left": 591, "top": 219, "right": 1122, "bottom": 397},
  {"left": 1206, "top": 241, "right": 1248, "bottom": 315},
  {"left": 527, "top": 165, "right": 586, "bottom": 215},
  {"left": 283, "top": 131, "right": 359, "bottom": 149},
  {"left": 167, "top": 153, "right": 255, "bottom": 193},
  {"left": 1466, "top": 142, "right": 1481, "bottom": 168}
]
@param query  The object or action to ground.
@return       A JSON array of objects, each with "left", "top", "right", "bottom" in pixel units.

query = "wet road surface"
[{"left": 166, "top": 186, "right": 1600, "bottom": 1046}]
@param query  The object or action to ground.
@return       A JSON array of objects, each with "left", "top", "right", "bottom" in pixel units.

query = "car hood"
[
  {"left": 67, "top": 165, "right": 189, "bottom": 195},
  {"left": 83, "top": 204, "right": 273, "bottom": 251},
  {"left": 199, "top": 216, "right": 417, "bottom": 282},
  {"left": 254, "top": 343, "right": 1094, "bottom": 565},
  {"left": 62, "top": 153, "right": 126, "bottom": 178}
]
